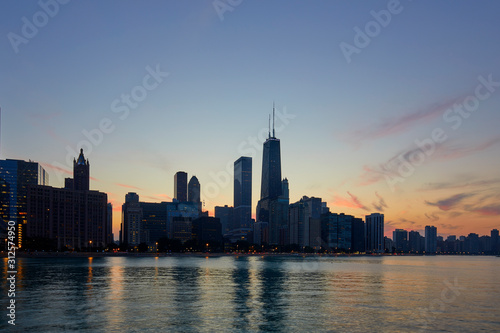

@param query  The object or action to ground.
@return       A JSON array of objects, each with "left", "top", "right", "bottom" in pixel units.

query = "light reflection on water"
[{"left": 1, "top": 255, "right": 500, "bottom": 332}]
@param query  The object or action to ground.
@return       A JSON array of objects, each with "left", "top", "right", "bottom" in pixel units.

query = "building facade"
[
  {"left": 233, "top": 156, "right": 252, "bottom": 231},
  {"left": 174, "top": 171, "right": 188, "bottom": 202},
  {"left": 365, "top": 213, "right": 384, "bottom": 253},
  {"left": 0, "top": 159, "right": 48, "bottom": 248}
]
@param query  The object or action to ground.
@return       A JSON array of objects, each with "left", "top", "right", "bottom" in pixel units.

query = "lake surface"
[{"left": 1, "top": 255, "right": 499, "bottom": 332}]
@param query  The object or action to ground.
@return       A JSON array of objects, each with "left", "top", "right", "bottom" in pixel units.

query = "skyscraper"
[
  {"left": 188, "top": 176, "right": 201, "bottom": 210},
  {"left": 74, "top": 148, "right": 90, "bottom": 191},
  {"left": 0, "top": 159, "right": 48, "bottom": 248},
  {"left": 365, "top": 213, "right": 384, "bottom": 253},
  {"left": 425, "top": 225, "right": 437, "bottom": 254},
  {"left": 234, "top": 156, "right": 252, "bottom": 230},
  {"left": 174, "top": 171, "right": 188, "bottom": 202},
  {"left": 257, "top": 106, "right": 286, "bottom": 245}
]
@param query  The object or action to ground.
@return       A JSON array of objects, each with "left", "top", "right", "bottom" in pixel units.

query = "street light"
[{"left": 89, "top": 240, "right": 92, "bottom": 252}]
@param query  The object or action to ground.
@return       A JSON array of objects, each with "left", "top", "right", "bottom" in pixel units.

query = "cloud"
[
  {"left": 358, "top": 136, "right": 500, "bottom": 187},
  {"left": 420, "top": 178, "right": 500, "bottom": 191},
  {"left": 438, "top": 223, "right": 460, "bottom": 231},
  {"left": 467, "top": 204, "right": 500, "bottom": 216},
  {"left": 343, "top": 96, "right": 463, "bottom": 146},
  {"left": 425, "top": 193, "right": 474, "bottom": 211},
  {"left": 330, "top": 192, "right": 370, "bottom": 211},
  {"left": 115, "top": 183, "right": 143, "bottom": 190},
  {"left": 41, "top": 163, "right": 72, "bottom": 175},
  {"left": 425, "top": 213, "right": 440, "bottom": 222},
  {"left": 372, "top": 192, "right": 388, "bottom": 211}
]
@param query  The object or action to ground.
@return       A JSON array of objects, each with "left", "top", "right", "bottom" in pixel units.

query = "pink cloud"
[
  {"left": 115, "top": 183, "right": 143, "bottom": 190},
  {"left": 330, "top": 192, "right": 369, "bottom": 211},
  {"left": 342, "top": 96, "right": 463, "bottom": 146}
]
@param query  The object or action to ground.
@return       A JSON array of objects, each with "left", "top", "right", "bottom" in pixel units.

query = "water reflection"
[
  {"left": 258, "top": 257, "right": 288, "bottom": 332},
  {"left": 1, "top": 255, "right": 499, "bottom": 332}
]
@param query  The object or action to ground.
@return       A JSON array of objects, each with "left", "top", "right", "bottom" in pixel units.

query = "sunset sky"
[{"left": 1, "top": 0, "right": 499, "bottom": 239}]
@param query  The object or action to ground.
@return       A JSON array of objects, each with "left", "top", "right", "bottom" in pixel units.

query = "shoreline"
[{"left": 1, "top": 251, "right": 497, "bottom": 259}]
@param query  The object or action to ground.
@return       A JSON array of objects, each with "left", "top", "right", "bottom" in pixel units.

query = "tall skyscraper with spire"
[{"left": 257, "top": 104, "right": 287, "bottom": 245}]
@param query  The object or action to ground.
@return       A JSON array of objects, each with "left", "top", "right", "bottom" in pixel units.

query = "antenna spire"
[
  {"left": 272, "top": 102, "right": 275, "bottom": 138},
  {"left": 268, "top": 114, "right": 271, "bottom": 138}
]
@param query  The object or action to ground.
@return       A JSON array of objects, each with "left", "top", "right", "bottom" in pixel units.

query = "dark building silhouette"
[
  {"left": 425, "top": 225, "right": 437, "bottom": 253},
  {"left": 188, "top": 176, "right": 201, "bottom": 204},
  {"left": 409, "top": 230, "right": 424, "bottom": 253},
  {"left": 192, "top": 216, "right": 222, "bottom": 246},
  {"left": 64, "top": 177, "right": 74, "bottom": 190},
  {"left": 141, "top": 202, "right": 168, "bottom": 242},
  {"left": 393, "top": 229, "right": 408, "bottom": 253},
  {"left": 215, "top": 205, "right": 233, "bottom": 235},
  {"left": 365, "top": 213, "right": 384, "bottom": 253},
  {"left": 26, "top": 150, "right": 109, "bottom": 250},
  {"left": 171, "top": 216, "right": 193, "bottom": 243},
  {"left": 351, "top": 218, "right": 365, "bottom": 253},
  {"left": 73, "top": 148, "right": 90, "bottom": 191},
  {"left": 492, "top": 229, "right": 499, "bottom": 254},
  {"left": 257, "top": 106, "right": 287, "bottom": 245},
  {"left": 174, "top": 171, "right": 188, "bottom": 202},
  {"left": 27, "top": 185, "right": 108, "bottom": 250},
  {"left": 233, "top": 156, "right": 252, "bottom": 231},
  {"left": 122, "top": 192, "right": 142, "bottom": 245},
  {"left": 0, "top": 159, "right": 49, "bottom": 248}
]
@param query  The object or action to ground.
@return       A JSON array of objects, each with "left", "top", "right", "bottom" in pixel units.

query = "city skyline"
[{"left": 1, "top": 1, "right": 500, "bottom": 240}]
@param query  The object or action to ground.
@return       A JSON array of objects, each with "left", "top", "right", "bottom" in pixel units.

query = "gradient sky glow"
[{"left": 1, "top": 0, "right": 500, "bottom": 240}]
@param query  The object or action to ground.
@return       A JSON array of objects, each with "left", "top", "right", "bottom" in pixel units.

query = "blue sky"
[{"left": 1, "top": 0, "right": 500, "bottom": 238}]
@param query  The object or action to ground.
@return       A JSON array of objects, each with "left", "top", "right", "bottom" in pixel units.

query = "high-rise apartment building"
[
  {"left": 425, "top": 225, "right": 437, "bottom": 254},
  {"left": 365, "top": 213, "right": 384, "bottom": 253}
]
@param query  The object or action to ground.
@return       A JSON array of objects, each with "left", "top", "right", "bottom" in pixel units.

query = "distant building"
[
  {"left": 107, "top": 203, "right": 113, "bottom": 243},
  {"left": 233, "top": 156, "right": 252, "bottom": 231},
  {"left": 351, "top": 218, "right": 365, "bottom": 253},
  {"left": 425, "top": 225, "right": 437, "bottom": 254},
  {"left": 409, "top": 230, "right": 423, "bottom": 253},
  {"left": 141, "top": 202, "right": 168, "bottom": 242},
  {"left": 26, "top": 149, "right": 109, "bottom": 250},
  {"left": 171, "top": 217, "right": 193, "bottom": 243},
  {"left": 393, "top": 229, "right": 408, "bottom": 253},
  {"left": 174, "top": 171, "right": 188, "bottom": 202},
  {"left": 491, "top": 229, "right": 499, "bottom": 254},
  {"left": 365, "top": 213, "right": 384, "bottom": 253},
  {"left": 122, "top": 193, "right": 143, "bottom": 246},
  {"left": 214, "top": 205, "right": 233, "bottom": 235},
  {"left": 253, "top": 221, "right": 268, "bottom": 245},
  {"left": 73, "top": 148, "right": 89, "bottom": 191},
  {"left": 0, "top": 159, "right": 48, "bottom": 248},
  {"left": 290, "top": 196, "right": 322, "bottom": 248},
  {"left": 192, "top": 216, "right": 222, "bottom": 246},
  {"left": 188, "top": 176, "right": 201, "bottom": 211},
  {"left": 27, "top": 185, "right": 108, "bottom": 250},
  {"left": 257, "top": 109, "right": 284, "bottom": 245}
]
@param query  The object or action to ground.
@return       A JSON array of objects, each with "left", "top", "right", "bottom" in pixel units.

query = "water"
[{"left": 1, "top": 255, "right": 499, "bottom": 332}]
